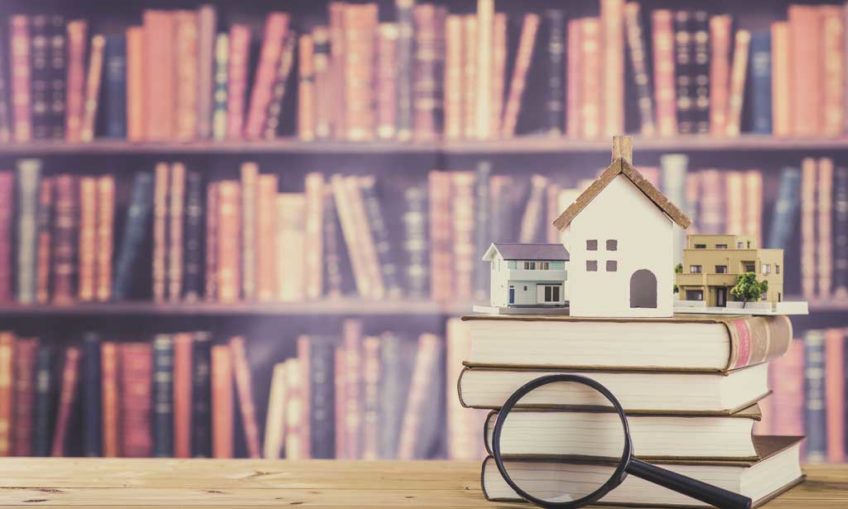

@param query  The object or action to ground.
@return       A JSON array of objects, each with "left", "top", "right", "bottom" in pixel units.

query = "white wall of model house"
[
  {"left": 561, "top": 175, "right": 675, "bottom": 318},
  {"left": 488, "top": 254, "right": 567, "bottom": 307}
]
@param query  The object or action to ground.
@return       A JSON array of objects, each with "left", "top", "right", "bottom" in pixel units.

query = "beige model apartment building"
[{"left": 676, "top": 234, "right": 784, "bottom": 307}]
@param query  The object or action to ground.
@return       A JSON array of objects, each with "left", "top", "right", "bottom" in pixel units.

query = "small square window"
[
  {"left": 586, "top": 240, "right": 598, "bottom": 251},
  {"left": 715, "top": 265, "right": 727, "bottom": 274},
  {"left": 586, "top": 260, "right": 598, "bottom": 272},
  {"left": 690, "top": 265, "right": 702, "bottom": 274},
  {"left": 776, "top": 264, "right": 780, "bottom": 274},
  {"left": 715, "top": 244, "right": 728, "bottom": 249},
  {"left": 523, "top": 286, "right": 528, "bottom": 291},
  {"left": 606, "top": 240, "right": 618, "bottom": 251},
  {"left": 606, "top": 260, "right": 617, "bottom": 272}
]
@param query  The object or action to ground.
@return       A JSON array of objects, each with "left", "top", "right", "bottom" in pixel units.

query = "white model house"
[
  {"left": 553, "top": 136, "right": 691, "bottom": 318},
  {"left": 482, "top": 243, "right": 569, "bottom": 307}
]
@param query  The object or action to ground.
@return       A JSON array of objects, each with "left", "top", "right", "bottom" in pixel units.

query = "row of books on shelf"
[
  {"left": 1, "top": 154, "right": 847, "bottom": 305},
  {"left": 0, "top": 318, "right": 480, "bottom": 459},
  {"left": 2, "top": 1, "right": 847, "bottom": 146},
  {"left": 757, "top": 327, "right": 848, "bottom": 463}
]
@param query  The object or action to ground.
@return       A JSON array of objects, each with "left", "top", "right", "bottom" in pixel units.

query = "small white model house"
[
  {"left": 482, "top": 242, "right": 569, "bottom": 308},
  {"left": 553, "top": 136, "right": 691, "bottom": 318}
]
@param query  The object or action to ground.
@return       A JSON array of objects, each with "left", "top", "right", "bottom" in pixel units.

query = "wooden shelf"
[
  {"left": 0, "top": 297, "right": 842, "bottom": 317},
  {"left": 1, "top": 135, "right": 847, "bottom": 156}
]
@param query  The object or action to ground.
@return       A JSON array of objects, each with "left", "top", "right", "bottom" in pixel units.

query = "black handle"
[{"left": 626, "top": 458, "right": 752, "bottom": 509}]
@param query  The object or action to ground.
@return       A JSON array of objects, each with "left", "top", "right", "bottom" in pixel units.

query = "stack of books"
[{"left": 458, "top": 313, "right": 805, "bottom": 507}]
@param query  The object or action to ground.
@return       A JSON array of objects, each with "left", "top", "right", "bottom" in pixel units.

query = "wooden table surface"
[{"left": 0, "top": 459, "right": 843, "bottom": 508}]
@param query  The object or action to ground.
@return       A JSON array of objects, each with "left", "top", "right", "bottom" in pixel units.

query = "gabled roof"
[
  {"left": 482, "top": 243, "right": 570, "bottom": 262},
  {"left": 552, "top": 137, "right": 692, "bottom": 231}
]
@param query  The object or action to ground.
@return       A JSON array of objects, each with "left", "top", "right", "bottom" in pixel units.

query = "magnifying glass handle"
[{"left": 627, "top": 458, "right": 752, "bottom": 509}]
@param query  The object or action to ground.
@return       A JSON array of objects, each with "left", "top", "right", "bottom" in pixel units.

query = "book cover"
[
  {"left": 104, "top": 35, "right": 127, "bottom": 138},
  {"left": 80, "top": 34, "right": 105, "bottom": 142},
  {"left": 651, "top": 10, "right": 677, "bottom": 136},
  {"left": 10, "top": 15, "right": 32, "bottom": 142},
  {"left": 750, "top": 31, "right": 772, "bottom": 134},
  {"left": 51, "top": 346, "right": 81, "bottom": 456},
  {"left": 11, "top": 337, "right": 38, "bottom": 456},
  {"left": 191, "top": 332, "right": 212, "bottom": 457},
  {"left": 173, "top": 332, "right": 193, "bottom": 458},
  {"left": 230, "top": 336, "right": 260, "bottom": 458},
  {"left": 152, "top": 334, "right": 174, "bottom": 457},
  {"left": 101, "top": 341, "right": 119, "bottom": 456},
  {"left": 112, "top": 171, "right": 154, "bottom": 301},
  {"left": 120, "top": 342, "right": 153, "bottom": 458},
  {"left": 16, "top": 159, "right": 41, "bottom": 304},
  {"left": 81, "top": 333, "right": 102, "bottom": 457},
  {"left": 32, "top": 344, "right": 52, "bottom": 456},
  {"left": 183, "top": 170, "right": 204, "bottom": 300},
  {"left": 0, "top": 333, "right": 13, "bottom": 456},
  {"left": 244, "top": 13, "right": 289, "bottom": 139},
  {"left": 624, "top": 3, "right": 655, "bottom": 136}
]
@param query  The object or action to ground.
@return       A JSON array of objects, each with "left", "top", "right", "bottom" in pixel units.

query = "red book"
[
  {"left": 167, "top": 162, "right": 186, "bottom": 301},
  {"left": 0, "top": 332, "right": 14, "bottom": 456},
  {"left": 173, "top": 333, "right": 193, "bottom": 458},
  {"left": 101, "top": 341, "right": 120, "bottom": 457},
  {"left": 821, "top": 6, "right": 844, "bottom": 137},
  {"left": 205, "top": 182, "right": 219, "bottom": 301},
  {"left": 788, "top": 5, "right": 822, "bottom": 137},
  {"left": 120, "top": 343, "right": 153, "bottom": 458},
  {"left": 95, "top": 175, "right": 115, "bottom": 302},
  {"left": 216, "top": 181, "right": 241, "bottom": 302},
  {"left": 126, "top": 26, "right": 145, "bottom": 141},
  {"left": 78, "top": 177, "right": 97, "bottom": 302},
  {"left": 226, "top": 24, "right": 251, "bottom": 140},
  {"left": 428, "top": 171, "right": 453, "bottom": 301},
  {"left": 244, "top": 13, "right": 289, "bottom": 139},
  {"left": 51, "top": 347, "right": 81, "bottom": 456},
  {"left": 52, "top": 175, "right": 78, "bottom": 303},
  {"left": 651, "top": 10, "right": 676, "bottom": 137},
  {"left": 65, "top": 20, "right": 87, "bottom": 142},
  {"left": 825, "top": 328, "right": 845, "bottom": 463},
  {"left": 770, "top": 339, "right": 805, "bottom": 437},
  {"left": 143, "top": 11, "right": 176, "bottom": 140},
  {"left": 174, "top": 10, "right": 199, "bottom": 141},
  {"left": 229, "top": 336, "right": 260, "bottom": 458},
  {"left": 211, "top": 344, "right": 233, "bottom": 458},
  {"left": 343, "top": 4, "right": 379, "bottom": 141},
  {"left": 0, "top": 172, "right": 14, "bottom": 302},
  {"left": 9, "top": 16, "right": 32, "bottom": 142},
  {"left": 12, "top": 338, "right": 38, "bottom": 456}
]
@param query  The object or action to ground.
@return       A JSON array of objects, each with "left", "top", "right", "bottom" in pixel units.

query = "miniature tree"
[
  {"left": 673, "top": 263, "right": 682, "bottom": 294},
  {"left": 730, "top": 272, "right": 768, "bottom": 308}
]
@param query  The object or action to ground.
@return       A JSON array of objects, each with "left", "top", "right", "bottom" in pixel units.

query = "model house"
[
  {"left": 553, "top": 136, "right": 691, "bottom": 318},
  {"left": 676, "top": 234, "right": 784, "bottom": 306},
  {"left": 482, "top": 242, "right": 569, "bottom": 308}
]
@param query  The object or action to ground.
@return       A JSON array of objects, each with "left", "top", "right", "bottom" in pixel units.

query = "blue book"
[
  {"left": 191, "top": 332, "right": 212, "bottom": 457},
  {"left": 104, "top": 35, "right": 127, "bottom": 138},
  {"left": 32, "top": 345, "right": 53, "bottom": 457},
  {"left": 378, "top": 333, "right": 416, "bottom": 459},
  {"left": 804, "top": 330, "right": 826, "bottom": 462},
  {"left": 360, "top": 177, "right": 402, "bottom": 298},
  {"left": 308, "top": 337, "right": 336, "bottom": 459},
  {"left": 82, "top": 333, "right": 102, "bottom": 456},
  {"left": 152, "top": 334, "right": 174, "bottom": 457},
  {"left": 112, "top": 171, "right": 154, "bottom": 300},
  {"left": 750, "top": 31, "right": 772, "bottom": 134},
  {"left": 834, "top": 167, "right": 848, "bottom": 297},
  {"left": 766, "top": 167, "right": 801, "bottom": 250}
]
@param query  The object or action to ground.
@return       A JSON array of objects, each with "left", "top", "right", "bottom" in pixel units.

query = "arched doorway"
[{"left": 630, "top": 269, "right": 657, "bottom": 308}]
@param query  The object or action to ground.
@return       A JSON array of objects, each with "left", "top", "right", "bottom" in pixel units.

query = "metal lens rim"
[{"left": 490, "top": 373, "right": 634, "bottom": 509}]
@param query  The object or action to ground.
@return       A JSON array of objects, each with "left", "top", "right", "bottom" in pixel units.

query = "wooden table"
[{"left": 0, "top": 459, "right": 843, "bottom": 508}]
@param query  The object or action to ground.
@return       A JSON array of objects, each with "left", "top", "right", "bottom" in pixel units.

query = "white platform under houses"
[{"left": 674, "top": 300, "right": 809, "bottom": 316}]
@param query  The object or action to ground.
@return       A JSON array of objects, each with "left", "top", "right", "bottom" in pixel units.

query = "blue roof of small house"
[{"left": 490, "top": 243, "right": 570, "bottom": 261}]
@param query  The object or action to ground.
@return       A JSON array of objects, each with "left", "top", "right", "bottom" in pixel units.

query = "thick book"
[
  {"left": 804, "top": 329, "right": 826, "bottom": 462},
  {"left": 378, "top": 332, "right": 416, "bottom": 459},
  {"left": 152, "top": 334, "right": 174, "bottom": 457},
  {"left": 32, "top": 344, "right": 52, "bottom": 456},
  {"left": 624, "top": 3, "right": 655, "bottom": 136},
  {"left": 459, "top": 362, "right": 769, "bottom": 414},
  {"left": 543, "top": 10, "right": 565, "bottom": 136},
  {"left": 167, "top": 163, "right": 186, "bottom": 301},
  {"left": 749, "top": 31, "right": 772, "bottom": 134},
  {"left": 101, "top": 342, "right": 120, "bottom": 456},
  {"left": 651, "top": 10, "right": 677, "bottom": 136},
  {"left": 244, "top": 13, "right": 289, "bottom": 139},
  {"left": 143, "top": 11, "right": 175, "bottom": 140},
  {"left": 182, "top": 170, "right": 203, "bottom": 300},
  {"left": 481, "top": 436, "right": 804, "bottom": 508},
  {"left": 152, "top": 162, "right": 169, "bottom": 302},
  {"left": 725, "top": 30, "right": 751, "bottom": 136},
  {"left": 673, "top": 11, "right": 693, "bottom": 134},
  {"left": 397, "top": 333, "right": 443, "bottom": 459},
  {"left": 120, "top": 342, "right": 153, "bottom": 458},
  {"left": 709, "top": 15, "right": 732, "bottom": 136},
  {"left": 16, "top": 159, "right": 41, "bottom": 304},
  {"left": 103, "top": 35, "right": 127, "bottom": 138},
  {"left": 230, "top": 336, "right": 260, "bottom": 458},
  {"left": 191, "top": 332, "right": 212, "bottom": 457},
  {"left": 81, "top": 333, "right": 102, "bottom": 457},
  {"left": 30, "top": 15, "right": 51, "bottom": 140},
  {"left": 112, "top": 171, "right": 153, "bottom": 300},
  {"left": 10, "top": 15, "right": 32, "bottom": 142},
  {"left": 226, "top": 24, "right": 250, "bottom": 140},
  {"left": 211, "top": 33, "right": 229, "bottom": 141},
  {"left": 463, "top": 314, "right": 792, "bottom": 372},
  {"left": 51, "top": 346, "right": 81, "bottom": 456},
  {"left": 80, "top": 34, "right": 105, "bottom": 142},
  {"left": 834, "top": 167, "right": 848, "bottom": 298},
  {"left": 307, "top": 336, "right": 336, "bottom": 459},
  {"left": 486, "top": 404, "right": 763, "bottom": 460},
  {"left": 11, "top": 337, "right": 38, "bottom": 456},
  {"left": 196, "top": 5, "right": 217, "bottom": 140},
  {"left": 690, "top": 11, "right": 710, "bottom": 134},
  {"left": 0, "top": 333, "right": 13, "bottom": 455}
]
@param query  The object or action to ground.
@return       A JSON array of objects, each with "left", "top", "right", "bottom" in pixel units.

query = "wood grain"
[{"left": 0, "top": 459, "right": 842, "bottom": 508}]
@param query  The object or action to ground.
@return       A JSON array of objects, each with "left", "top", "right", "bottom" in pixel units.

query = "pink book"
[
  {"left": 229, "top": 336, "right": 260, "bottom": 458},
  {"left": 342, "top": 319, "right": 362, "bottom": 459},
  {"left": 226, "top": 24, "right": 251, "bottom": 139},
  {"left": 825, "top": 328, "right": 845, "bottom": 462},
  {"left": 51, "top": 347, "right": 81, "bottom": 456},
  {"left": 243, "top": 13, "right": 290, "bottom": 139},
  {"left": 770, "top": 340, "right": 805, "bottom": 437},
  {"left": 334, "top": 347, "right": 347, "bottom": 459}
]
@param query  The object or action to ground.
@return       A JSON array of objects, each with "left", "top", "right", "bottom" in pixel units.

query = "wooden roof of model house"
[
  {"left": 552, "top": 136, "right": 692, "bottom": 231},
  {"left": 482, "top": 243, "right": 570, "bottom": 261}
]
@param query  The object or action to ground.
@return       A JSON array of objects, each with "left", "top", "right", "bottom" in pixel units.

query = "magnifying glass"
[{"left": 490, "top": 374, "right": 753, "bottom": 509}]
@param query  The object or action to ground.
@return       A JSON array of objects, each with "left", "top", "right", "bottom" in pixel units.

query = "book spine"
[
  {"left": 263, "top": 33, "right": 296, "bottom": 140},
  {"left": 120, "top": 343, "right": 153, "bottom": 458},
  {"left": 330, "top": 175, "right": 370, "bottom": 298},
  {"left": 240, "top": 162, "right": 258, "bottom": 301},
  {"left": 708, "top": 15, "right": 731, "bottom": 136},
  {"left": 822, "top": 6, "right": 845, "bottom": 137},
  {"left": 473, "top": 162, "right": 491, "bottom": 301},
  {"left": 297, "top": 34, "right": 316, "bottom": 141},
  {"left": 52, "top": 174, "right": 77, "bottom": 303},
  {"left": 16, "top": 159, "right": 41, "bottom": 304},
  {"left": 10, "top": 15, "right": 32, "bottom": 142},
  {"left": 412, "top": 5, "right": 443, "bottom": 141},
  {"left": 322, "top": 186, "right": 344, "bottom": 298},
  {"left": 395, "top": 0, "right": 415, "bottom": 140},
  {"left": 444, "top": 16, "right": 463, "bottom": 140},
  {"left": 360, "top": 177, "right": 402, "bottom": 298},
  {"left": 452, "top": 172, "right": 475, "bottom": 300},
  {"left": 30, "top": 16, "right": 50, "bottom": 140},
  {"left": 501, "top": 14, "right": 540, "bottom": 138},
  {"left": 125, "top": 26, "right": 145, "bottom": 141},
  {"left": 35, "top": 177, "right": 52, "bottom": 304},
  {"left": 825, "top": 328, "right": 845, "bottom": 463},
  {"left": 80, "top": 34, "right": 105, "bottom": 142},
  {"left": 462, "top": 16, "right": 478, "bottom": 140},
  {"left": 226, "top": 24, "right": 250, "bottom": 140},
  {"left": 397, "top": 333, "right": 441, "bottom": 459},
  {"left": 788, "top": 6, "right": 821, "bottom": 137},
  {"left": 333, "top": 348, "right": 346, "bottom": 458},
  {"left": 304, "top": 173, "right": 323, "bottom": 300},
  {"left": 0, "top": 23, "right": 12, "bottom": 142},
  {"left": 652, "top": 10, "right": 677, "bottom": 136},
  {"left": 673, "top": 11, "right": 693, "bottom": 135},
  {"left": 152, "top": 334, "right": 174, "bottom": 457},
  {"left": 82, "top": 333, "right": 102, "bottom": 456},
  {"left": 167, "top": 162, "right": 186, "bottom": 300},
  {"left": 211, "top": 33, "right": 229, "bottom": 141},
  {"left": 580, "top": 19, "right": 602, "bottom": 140},
  {"left": 601, "top": 0, "right": 625, "bottom": 137},
  {"left": 204, "top": 182, "right": 219, "bottom": 301},
  {"left": 191, "top": 332, "right": 212, "bottom": 457},
  {"left": 0, "top": 333, "right": 13, "bottom": 456},
  {"left": 51, "top": 346, "right": 81, "bottom": 456},
  {"left": 565, "top": 19, "right": 582, "bottom": 138},
  {"left": 32, "top": 345, "right": 52, "bottom": 456},
  {"left": 174, "top": 11, "right": 198, "bottom": 142},
  {"left": 96, "top": 176, "right": 117, "bottom": 300},
  {"left": 834, "top": 167, "right": 848, "bottom": 298},
  {"left": 276, "top": 193, "right": 307, "bottom": 302},
  {"left": 101, "top": 342, "right": 119, "bottom": 456},
  {"left": 244, "top": 13, "right": 289, "bottom": 139},
  {"left": 361, "top": 337, "right": 380, "bottom": 460},
  {"left": 217, "top": 181, "right": 241, "bottom": 302},
  {"left": 104, "top": 35, "right": 127, "bottom": 138},
  {"left": 402, "top": 185, "right": 428, "bottom": 298},
  {"left": 749, "top": 31, "right": 772, "bottom": 134},
  {"left": 805, "top": 330, "right": 827, "bottom": 462},
  {"left": 817, "top": 158, "right": 834, "bottom": 299},
  {"left": 544, "top": 10, "right": 565, "bottom": 136},
  {"left": 112, "top": 171, "right": 153, "bottom": 300},
  {"left": 474, "top": 0, "right": 494, "bottom": 139},
  {"left": 143, "top": 11, "right": 175, "bottom": 141},
  {"left": 196, "top": 5, "right": 216, "bottom": 140},
  {"left": 328, "top": 2, "right": 346, "bottom": 140},
  {"left": 312, "top": 27, "right": 332, "bottom": 140},
  {"left": 801, "top": 158, "right": 817, "bottom": 298},
  {"left": 230, "top": 336, "right": 260, "bottom": 458},
  {"left": 308, "top": 338, "right": 336, "bottom": 459},
  {"left": 183, "top": 170, "right": 204, "bottom": 300},
  {"left": 766, "top": 167, "right": 801, "bottom": 250},
  {"left": 624, "top": 3, "right": 655, "bottom": 136},
  {"left": 263, "top": 362, "right": 287, "bottom": 459},
  {"left": 490, "top": 13, "right": 507, "bottom": 137},
  {"left": 152, "top": 162, "right": 170, "bottom": 302},
  {"left": 65, "top": 20, "right": 87, "bottom": 142},
  {"left": 770, "top": 22, "right": 790, "bottom": 137},
  {"left": 0, "top": 173, "right": 11, "bottom": 303},
  {"left": 376, "top": 24, "right": 399, "bottom": 140},
  {"left": 429, "top": 171, "right": 453, "bottom": 301},
  {"left": 341, "top": 320, "right": 362, "bottom": 459},
  {"left": 691, "top": 11, "right": 710, "bottom": 134},
  {"left": 173, "top": 333, "right": 193, "bottom": 458},
  {"left": 211, "top": 344, "right": 233, "bottom": 458},
  {"left": 77, "top": 177, "right": 97, "bottom": 301},
  {"left": 255, "top": 174, "right": 279, "bottom": 302},
  {"left": 11, "top": 338, "right": 38, "bottom": 456},
  {"left": 725, "top": 30, "right": 750, "bottom": 137}
]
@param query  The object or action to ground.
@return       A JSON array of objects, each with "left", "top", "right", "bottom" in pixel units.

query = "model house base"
[
  {"left": 674, "top": 300, "right": 809, "bottom": 316},
  {"left": 472, "top": 304, "right": 570, "bottom": 316}
]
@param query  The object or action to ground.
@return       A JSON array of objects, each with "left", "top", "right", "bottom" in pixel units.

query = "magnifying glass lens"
[{"left": 492, "top": 379, "right": 628, "bottom": 505}]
